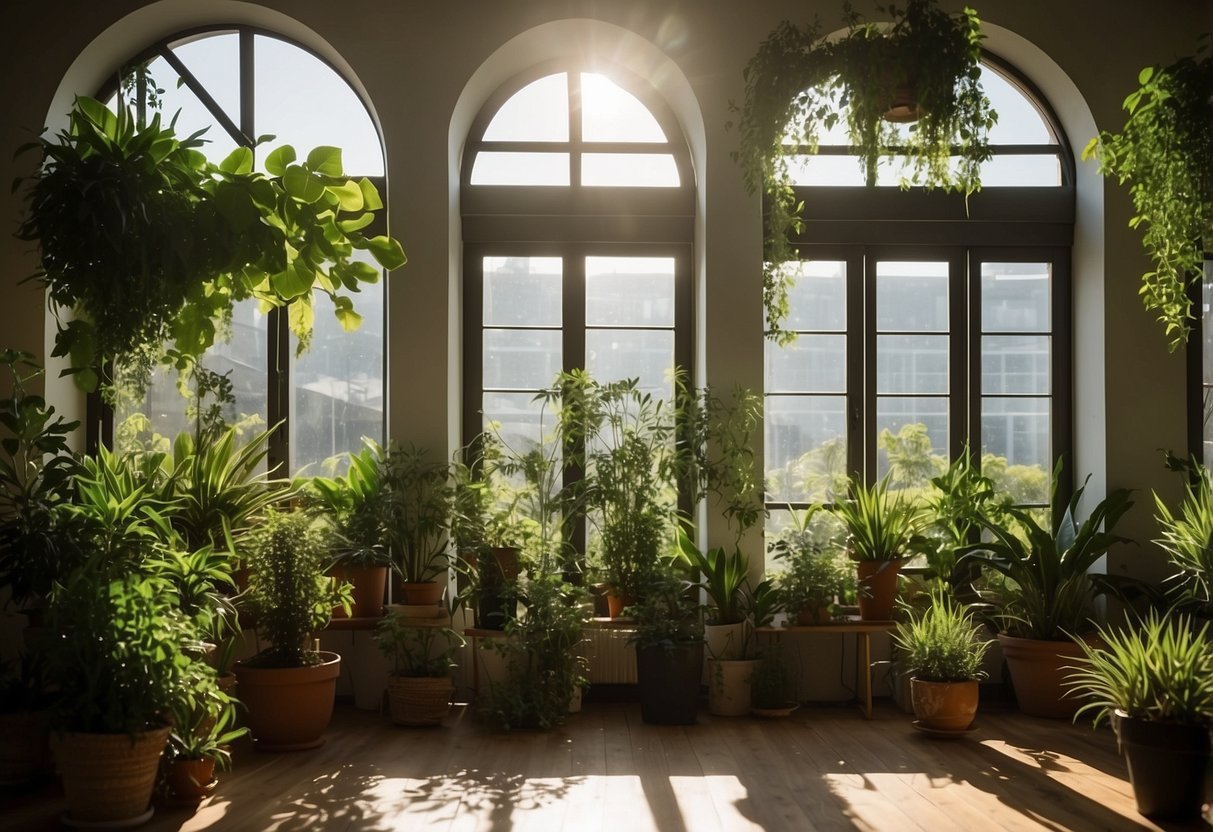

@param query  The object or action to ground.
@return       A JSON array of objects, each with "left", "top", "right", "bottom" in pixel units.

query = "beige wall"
[{"left": 0, "top": 0, "right": 1207, "bottom": 575}]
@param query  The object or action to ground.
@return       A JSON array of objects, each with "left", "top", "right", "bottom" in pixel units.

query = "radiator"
[{"left": 582, "top": 627, "right": 638, "bottom": 684}]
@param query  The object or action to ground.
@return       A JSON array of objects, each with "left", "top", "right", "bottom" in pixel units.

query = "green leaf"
[
  {"left": 358, "top": 177, "right": 384, "bottom": 211},
  {"left": 337, "top": 213, "right": 375, "bottom": 234},
  {"left": 333, "top": 297, "right": 363, "bottom": 332},
  {"left": 214, "top": 183, "right": 260, "bottom": 231},
  {"left": 328, "top": 180, "right": 364, "bottom": 212},
  {"left": 283, "top": 164, "right": 327, "bottom": 203},
  {"left": 363, "top": 235, "right": 406, "bottom": 270},
  {"left": 265, "top": 145, "right": 297, "bottom": 177},
  {"left": 306, "top": 146, "right": 344, "bottom": 177},
  {"left": 289, "top": 296, "right": 315, "bottom": 335},
  {"left": 271, "top": 262, "right": 315, "bottom": 300},
  {"left": 219, "top": 146, "right": 254, "bottom": 175}
]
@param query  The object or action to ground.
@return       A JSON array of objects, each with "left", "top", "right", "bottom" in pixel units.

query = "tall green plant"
[
  {"left": 382, "top": 444, "right": 453, "bottom": 584},
  {"left": 304, "top": 440, "right": 390, "bottom": 567},
  {"left": 675, "top": 528, "right": 749, "bottom": 626},
  {"left": 830, "top": 476, "right": 924, "bottom": 562},
  {"left": 15, "top": 97, "right": 406, "bottom": 392},
  {"left": 1084, "top": 52, "right": 1213, "bottom": 349}
]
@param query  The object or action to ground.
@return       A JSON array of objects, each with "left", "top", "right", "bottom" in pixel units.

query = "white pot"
[{"left": 708, "top": 658, "right": 758, "bottom": 717}]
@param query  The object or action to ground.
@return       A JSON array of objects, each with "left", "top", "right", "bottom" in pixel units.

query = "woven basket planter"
[
  {"left": 387, "top": 675, "right": 452, "bottom": 726},
  {"left": 53, "top": 726, "right": 170, "bottom": 824}
]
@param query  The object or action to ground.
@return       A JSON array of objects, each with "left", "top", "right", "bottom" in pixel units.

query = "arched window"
[
  {"left": 461, "top": 63, "right": 694, "bottom": 452},
  {"left": 98, "top": 27, "right": 385, "bottom": 474},
  {"left": 764, "top": 57, "right": 1073, "bottom": 535}
]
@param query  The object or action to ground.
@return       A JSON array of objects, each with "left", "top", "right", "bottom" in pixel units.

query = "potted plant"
[
  {"left": 1153, "top": 458, "right": 1213, "bottom": 619},
  {"left": 750, "top": 645, "right": 798, "bottom": 718},
  {"left": 959, "top": 477, "right": 1133, "bottom": 718},
  {"left": 892, "top": 586, "right": 992, "bottom": 733},
  {"left": 628, "top": 565, "right": 705, "bottom": 725},
  {"left": 1083, "top": 51, "right": 1213, "bottom": 349},
  {"left": 305, "top": 440, "right": 391, "bottom": 618},
  {"left": 44, "top": 557, "right": 200, "bottom": 826},
  {"left": 1065, "top": 611, "right": 1213, "bottom": 820},
  {"left": 830, "top": 476, "right": 924, "bottom": 621},
  {"left": 920, "top": 447, "right": 1006, "bottom": 588},
  {"left": 734, "top": 0, "right": 995, "bottom": 341},
  {"left": 382, "top": 443, "right": 453, "bottom": 611},
  {"left": 375, "top": 615, "right": 465, "bottom": 727},
  {"left": 769, "top": 506, "right": 853, "bottom": 624},
  {"left": 14, "top": 96, "right": 405, "bottom": 393},
  {"left": 233, "top": 509, "right": 351, "bottom": 750},
  {"left": 163, "top": 676, "right": 246, "bottom": 803}
]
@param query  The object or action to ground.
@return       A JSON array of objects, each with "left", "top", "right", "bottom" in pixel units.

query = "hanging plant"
[
  {"left": 734, "top": 0, "right": 996, "bottom": 343},
  {"left": 1084, "top": 51, "right": 1213, "bottom": 351},
  {"left": 15, "top": 96, "right": 406, "bottom": 393}
]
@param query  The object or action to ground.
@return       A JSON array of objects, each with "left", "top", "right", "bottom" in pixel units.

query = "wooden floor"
[{"left": 4, "top": 700, "right": 1210, "bottom": 831}]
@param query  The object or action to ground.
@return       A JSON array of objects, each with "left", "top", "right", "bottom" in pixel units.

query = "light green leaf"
[
  {"left": 289, "top": 297, "right": 315, "bottom": 335},
  {"left": 337, "top": 213, "right": 375, "bottom": 234},
  {"left": 265, "top": 145, "right": 297, "bottom": 177},
  {"left": 364, "top": 235, "right": 406, "bottom": 270},
  {"left": 358, "top": 177, "right": 384, "bottom": 211},
  {"left": 306, "top": 146, "right": 344, "bottom": 177},
  {"left": 328, "top": 180, "right": 364, "bottom": 212},
  {"left": 283, "top": 164, "right": 327, "bottom": 203},
  {"left": 219, "top": 146, "right": 254, "bottom": 175},
  {"left": 271, "top": 262, "right": 314, "bottom": 300},
  {"left": 334, "top": 298, "right": 363, "bottom": 332}
]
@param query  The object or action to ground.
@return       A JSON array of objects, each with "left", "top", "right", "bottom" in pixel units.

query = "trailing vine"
[
  {"left": 734, "top": 1, "right": 995, "bottom": 343},
  {"left": 1084, "top": 51, "right": 1213, "bottom": 350}
]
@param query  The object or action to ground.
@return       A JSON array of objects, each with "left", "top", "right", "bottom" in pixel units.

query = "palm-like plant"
[
  {"left": 675, "top": 528, "right": 749, "bottom": 626},
  {"left": 830, "top": 476, "right": 923, "bottom": 562},
  {"left": 959, "top": 479, "right": 1133, "bottom": 640},
  {"left": 304, "top": 440, "right": 389, "bottom": 567}
]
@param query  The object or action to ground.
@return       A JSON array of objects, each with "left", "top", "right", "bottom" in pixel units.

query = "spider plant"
[
  {"left": 1154, "top": 461, "right": 1213, "bottom": 617},
  {"left": 830, "top": 476, "right": 924, "bottom": 562}
]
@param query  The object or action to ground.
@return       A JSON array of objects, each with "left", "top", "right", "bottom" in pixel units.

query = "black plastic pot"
[
  {"left": 636, "top": 643, "right": 703, "bottom": 725},
  {"left": 475, "top": 547, "right": 520, "bottom": 630},
  {"left": 1114, "top": 710, "right": 1212, "bottom": 820}
]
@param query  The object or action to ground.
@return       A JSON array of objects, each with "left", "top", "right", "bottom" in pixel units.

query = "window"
[
  {"left": 765, "top": 58, "right": 1074, "bottom": 543},
  {"left": 98, "top": 28, "right": 386, "bottom": 474},
  {"left": 1190, "top": 261, "right": 1213, "bottom": 463},
  {"left": 461, "top": 64, "right": 694, "bottom": 452}
]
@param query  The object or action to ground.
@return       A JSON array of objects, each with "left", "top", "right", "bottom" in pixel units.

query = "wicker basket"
[
  {"left": 53, "top": 726, "right": 171, "bottom": 823},
  {"left": 387, "top": 675, "right": 453, "bottom": 726}
]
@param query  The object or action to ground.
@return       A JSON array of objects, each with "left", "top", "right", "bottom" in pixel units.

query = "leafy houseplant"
[
  {"left": 892, "top": 586, "right": 992, "bottom": 732},
  {"left": 628, "top": 566, "right": 705, "bottom": 725},
  {"left": 1083, "top": 52, "right": 1213, "bottom": 349},
  {"left": 921, "top": 446, "right": 1006, "bottom": 586},
  {"left": 305, "top": 440, "right": 391, "bottom": 618},
  {"left": 164, "top": 679, "right": 246, "bottom": 802},
  {"left": 959, "top": 478, "right": 1133, "bottom": 718},
  {"left": 375, "top": 616, "right": 465, "bottom": 726},
  {"left": 750, "top": 646, "right": 798, "bottom": 716},
  {"left": 1153, "top": 460, "right": 1213, "bottom": 618},
  {"left": 769, "top": 506, "right": 853, "bottom": 624},
  {"left": 14, "top": 96, "right": 406, "bottom": 393},
  {"left": 1065, "top": 612, "right": 1213, "bottom": 820},
  {"left": 233, "top": 509, "right": 351, "bottom": 750},
  {"left": 382, "top": 443, "right": 453, "bottom": 607},
  {"left": 830, "top": 476, "right": 924, "bottom": 620},
  {"left": 735, "top": 0, "right": 995, "bottom": 342}
]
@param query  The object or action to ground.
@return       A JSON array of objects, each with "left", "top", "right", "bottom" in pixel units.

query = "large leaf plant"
[{"left": 16, "top": 96, "right": 406, "bottom": 393}]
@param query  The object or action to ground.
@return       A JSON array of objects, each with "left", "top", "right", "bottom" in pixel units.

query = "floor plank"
[{"left": 2, "top": 700, "right": 1209, "bottom": 832}]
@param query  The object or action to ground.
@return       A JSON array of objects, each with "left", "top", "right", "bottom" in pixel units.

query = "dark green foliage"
[
  {"left": 627, "top": 565, "right": 704, "bottom": 651},
  {"left": 381, "top": 443, "right": 453, "bottom": 583},
  {"left": 375, "top": 617, "right": 464, "bottom": 678},
  {"left": 304, "top": 440, "right": 391, "bottom": 568}
]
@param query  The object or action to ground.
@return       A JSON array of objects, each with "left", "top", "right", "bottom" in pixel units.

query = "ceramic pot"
[
  {"left": 997, "top": 633, "right": 1087, "bottom": 719},
  {"left": 165, "top": 758, "right": 216, "bottom": 801},
  {"left": 331, "top": 564, "right": 389, "bottom": 618},
  {"left": 856, "top": 559, "right": 903, "bottom": 621},
  {"left": 708, "top": 658, "right": 758, "bottom": 717},
  {"left": 1114, "top": 710, "right": 1212, "bottom": 820},
  {"left": 233, "top": 651, "right": 341, "bottom": 750},
  {"left": 910, "top": 678, "right": 979, "bottom": 732}
]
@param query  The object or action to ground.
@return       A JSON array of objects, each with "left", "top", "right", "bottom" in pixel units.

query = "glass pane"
[
  {"left": 981, "top": 398, "right": 1051, "bottom": 504},
  {"left": 483, "top": 73, "right": 569, "bottom": 142},
  {"left": 786, "top": 154, "right": 866, "bottom": 187},
  {"left": 782, "top": 261, "right": 846, "bottom": 331},
  {"left": 982, "top": 262, "right": 1051, "bottom": 332},
  {"left": 582, "top": 153, "right": 679, "bottom": 187},
  {"left": 143, "top": 55, "right": 239, "bottom": 164},
  {"left": 471, "top": 152, "right": 570, "bottom": 186},
  {"left": 766, "top": 335, "right": 846, "bottom": 393},
  {"left": 581, "top": 73, "right": 666, "bottom": 142},
  {"left": 982, "top": 335, "right": 1050, "bottom": 395},
  {"left": 789, "top": 152, "right": 1060, "bottom": 188},
  {"left": 585, "top": 257, "right": 675, "bottom": 326},
  {"left": 982, "top": 65, "right": 1053, "bottom": 145},
  {"left": 483, "top": 329, "right": 562, "bottom": 390},
  {"left": 876, "top": 262, "right": 949, "bottom": 332},
  {"left": 484, "top": 257, "right": 561, "bottom": 326},
  {"left": 586, "top": 329, "right": 674, "bottom": 393},
  {"left": 169, "top": 32, "right": 240, "bottom": 129},
  {"left": 483, "top": 392, "right": 560, "bottom": 452},
  {"left": 980, "top": 155, "right": 1061, "bottom": 187},
  {"left": 291, "top": 270, "right": 384, "bottom": 474},
  {"left": 254, "top": 35, "right": 383, "bottom": 176},
  {"left": 877, "top": 335, "right": 948, "bottom": 394},
  {"left": 764, "top": 508, "right": 845, "bottom": 576},
  {"left": 875, "top": 399, "right": 948, "bottom": 488},
  {"left": 764, "top": 396, "right": 848, "bottom": 504}
]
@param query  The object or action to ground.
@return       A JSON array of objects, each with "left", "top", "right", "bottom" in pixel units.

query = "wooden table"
[{"left": 755, "top": 620, "right": 897, "bottom": 719}]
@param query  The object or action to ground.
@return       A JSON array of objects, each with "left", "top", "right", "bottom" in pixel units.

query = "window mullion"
[
  {"left": 949, "top": 248, "right": 968, "bottom": 462},
  {"left": 862, "top": 249, "right": 877, "bottom": 484},
  {"left": 968, "top": 250, "right": 983, "bottom": 461}
]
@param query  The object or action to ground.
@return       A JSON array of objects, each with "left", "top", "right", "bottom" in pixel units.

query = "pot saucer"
[
  {"left": 751, "top": 703, "right": 799, "bottom": 718},
  {"left": 912, "top": 720, "right": 978, "bottom": 739}
]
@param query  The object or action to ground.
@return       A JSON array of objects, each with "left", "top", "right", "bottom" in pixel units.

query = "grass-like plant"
[
  {"left": 1065, "top": 611, "right": 1213, "bottom": 727},
  {"left": 830, "top": 476, "right": 923, "bottom": 562},
  {"left": 892, "top": 587, "right": 992, "bottom": 682},
  {"left": 1154, "top": 462, "right": 1213, "bottom": 616}
]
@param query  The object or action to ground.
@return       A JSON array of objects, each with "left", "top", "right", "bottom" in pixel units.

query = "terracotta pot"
[
  {"left": 332, "top": 564, "right": 389, "bottom": 618},
  {"left": 606, "top": 592, "right": 635, "bottom": 619},
  {"left": 708, "top": 659, "right": 758, "bottom": 717},
  {"left": 53, "top": 726, "right": 171, "bottom": 824},
  {"left": 796, "top": 606, "right": 832, "bottom": 626},
  {"left": 401, "top": 581, "right": 445, "bottom": 607},
  {"left": 165, "top": 757, "right": 216, "bottom": 801},
  {"left": 0, "top": 708, "right": 52, "bottom": 784},
  {"left": 910, "top": 678, "right": 979, "bottom": 731},
  {"left": 1114, "top": 710, "right": 1212, "bottom": 820},
  {"left": 233, "top": 651, "right": 341, "bottom": 750},
  {"left": 855, "top": 559, "right": 903, "bottom": 621},
  {"left": 997, "top": 633, "right": 1088, "bottom": 719},
  {"left": 386, "top": 675, "right": 453, "bottom": 726}
]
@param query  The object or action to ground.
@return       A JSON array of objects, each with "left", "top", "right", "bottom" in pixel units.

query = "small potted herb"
[
  {"left": 233, "top": 509, "right": 352, "bottom": 750},
  {"left": 375, "top": 616, "right": 465, "bottom": 726},
  {"left": 770, "top": 506, "right": 853, "bottom": 624},
  {"left": 892, "top": 586, "right": 992, "bottom": 733}
]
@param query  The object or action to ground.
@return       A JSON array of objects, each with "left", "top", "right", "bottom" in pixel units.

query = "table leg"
[{"left": 860, "top": 632, "right": 873, "bottom": 719}]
